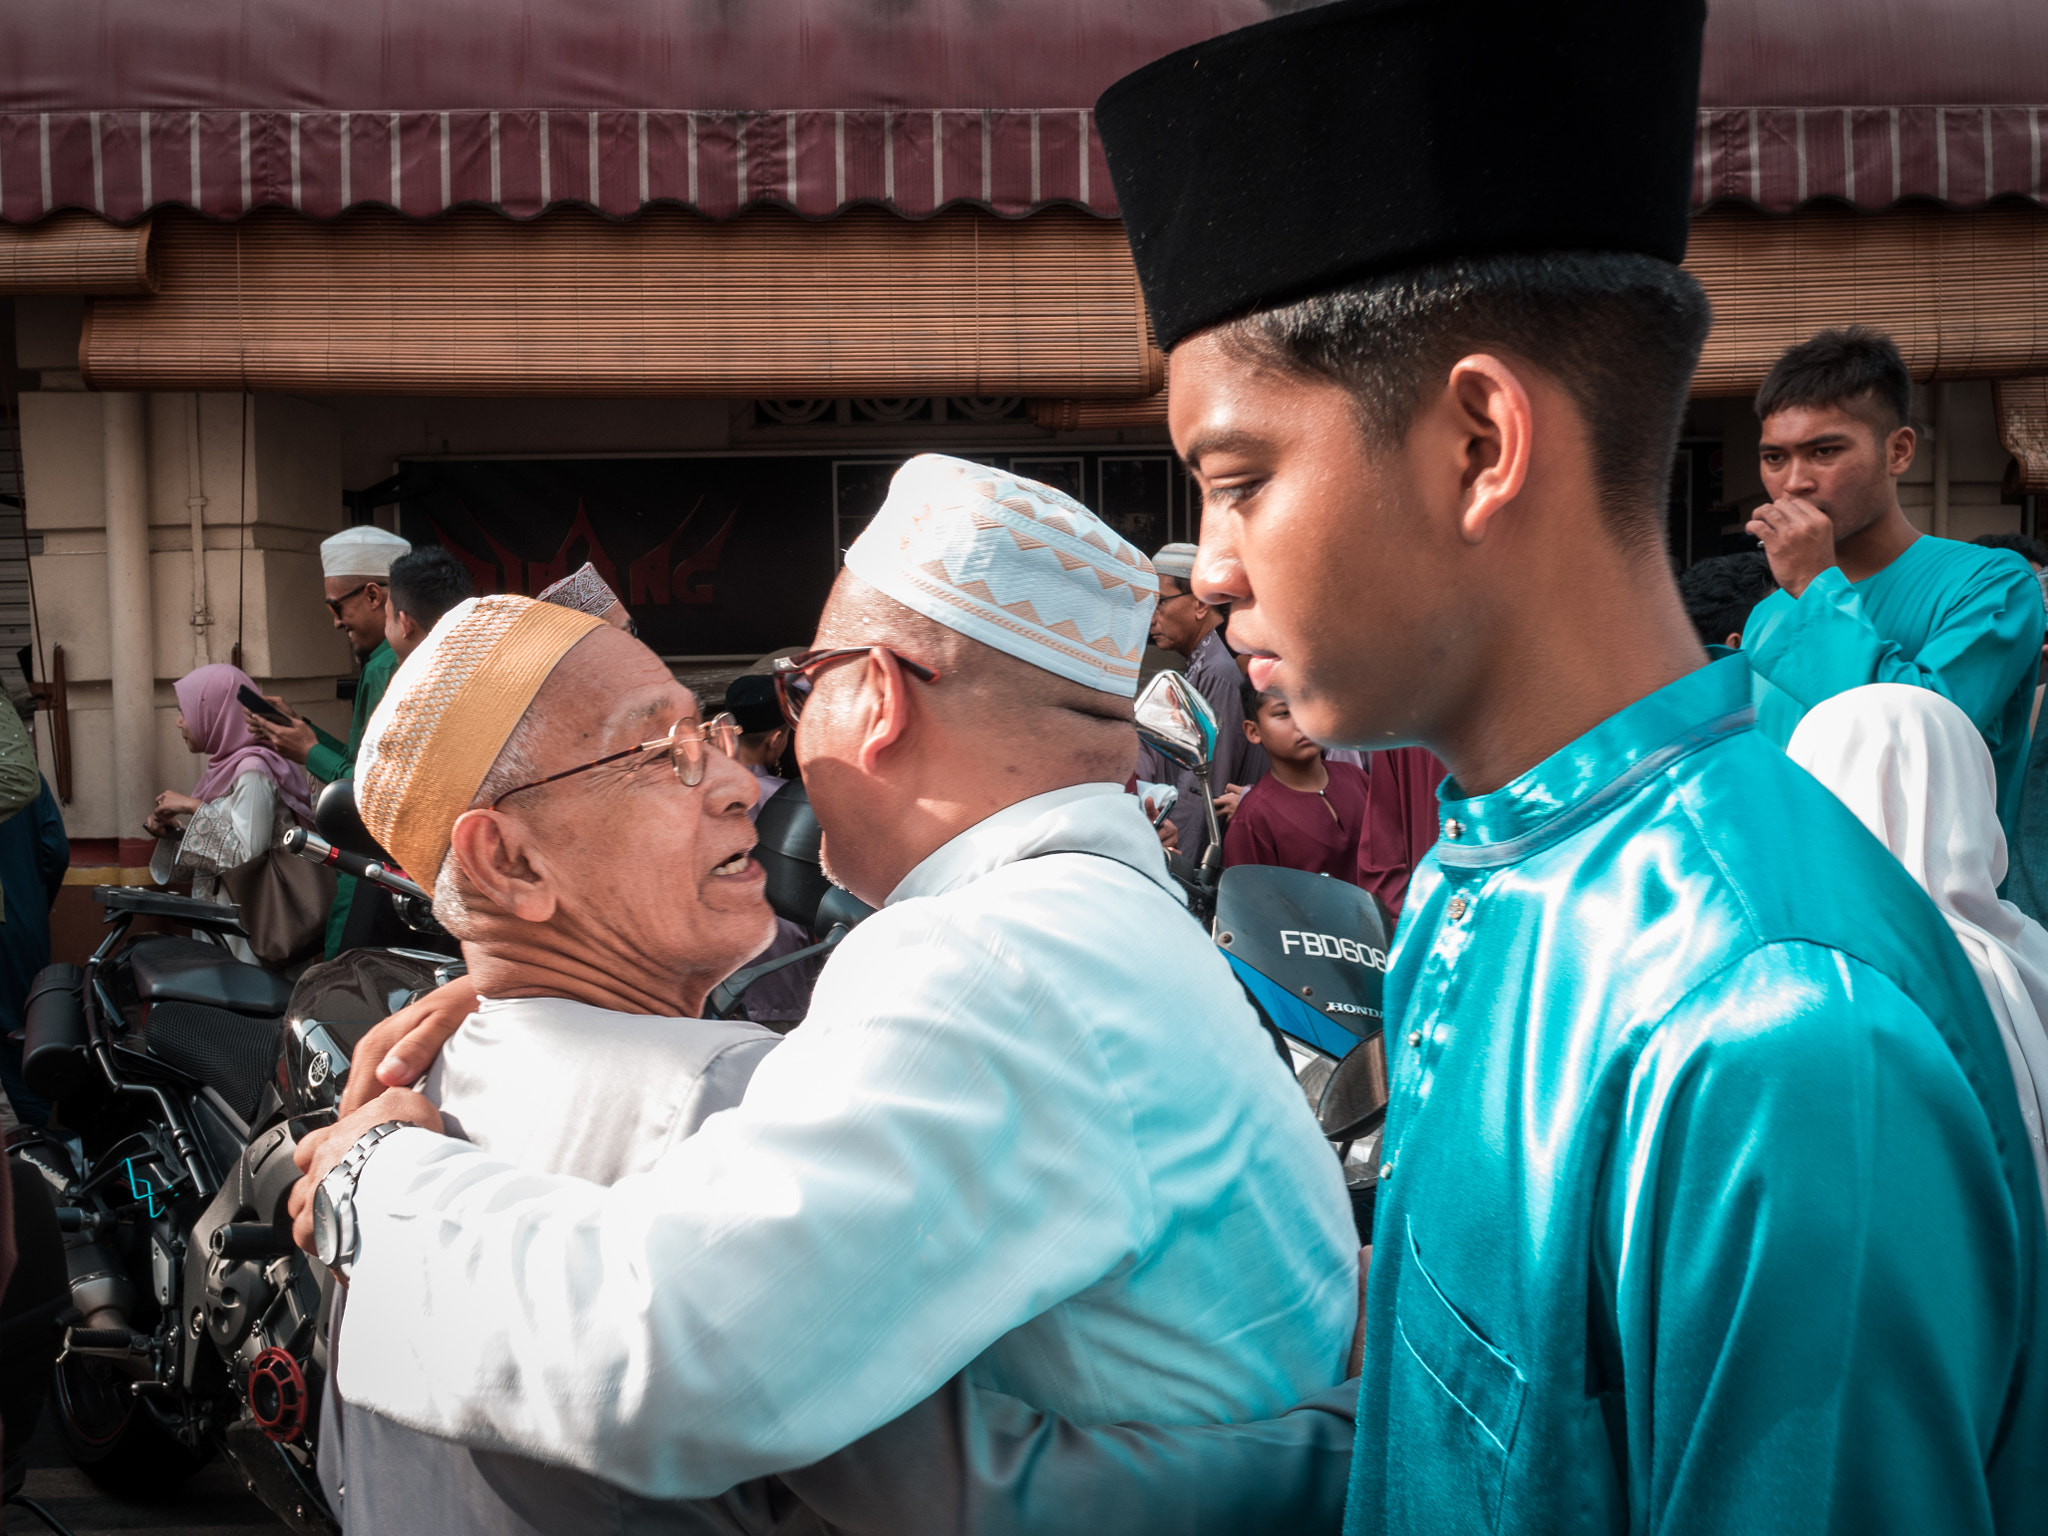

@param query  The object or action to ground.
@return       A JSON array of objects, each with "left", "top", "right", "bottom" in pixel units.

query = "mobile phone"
[{"left": 237, "top": 684, "right": 293, "bottom": 726}]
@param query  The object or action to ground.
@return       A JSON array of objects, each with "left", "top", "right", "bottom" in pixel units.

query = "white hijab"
[{"left": 1788, "top": 683, "right": 2048, "bottom": 1222}]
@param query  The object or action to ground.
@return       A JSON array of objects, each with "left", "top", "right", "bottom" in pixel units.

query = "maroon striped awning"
[{"left": 2, "top": 0, "right": 2044, "bottom": 226}]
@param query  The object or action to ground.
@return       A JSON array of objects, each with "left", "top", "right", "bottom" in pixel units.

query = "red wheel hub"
[{"left": 247, "top": 1347, "right": 308, "bottom": 1442}]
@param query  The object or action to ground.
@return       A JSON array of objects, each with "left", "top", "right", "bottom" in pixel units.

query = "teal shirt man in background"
[
  {"left": 244, "top": 525, "right": 411, "bottom": 958},
  {"left": 1098, "top": 1, "right": 2047, "bottom": 1530},
  {"left": 1742, "top": 329, "right": 2044, "bottom": 836}
]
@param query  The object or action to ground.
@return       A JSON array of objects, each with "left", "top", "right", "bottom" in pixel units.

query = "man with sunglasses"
[
  {"left": 295, "top": 456, "right": 1360, "bottom": 1527},
  {"left": 245, "top": 523, "right": 411, "bottom": 957}
]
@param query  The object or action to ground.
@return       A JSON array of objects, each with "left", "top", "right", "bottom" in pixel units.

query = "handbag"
[{"left": 220, "top": 839, "right": 338, "bottom": 968}]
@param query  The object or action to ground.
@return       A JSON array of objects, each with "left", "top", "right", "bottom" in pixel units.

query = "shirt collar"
[
  {"left": 1433, "top": 653, "right": 1755, "bottom": 869},
  {"left": 886, "top": 782, "right": 1181, "bottom": 906}
]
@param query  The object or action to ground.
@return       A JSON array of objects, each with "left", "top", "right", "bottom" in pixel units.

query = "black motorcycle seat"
[
  {"left": 144, "top": 1001, "right": 279, "bottom": 1124},
  {"left": 127, "top": 937, "right": 293, "bottom": 1018}
]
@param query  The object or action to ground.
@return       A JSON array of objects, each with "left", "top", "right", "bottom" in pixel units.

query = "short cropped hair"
[
  {"left": 1676, "top": 551, "right": 1777, "bottom": 647},
  {"left": 1214, "top": 251, "right": 1712, "bottom": 558},
  {"left": 387, "top": 547, "right": 475, "bottom": 634},
  {"left": 1754, "top": 327, "right": 1912, "bottom": 434},
  {"left": 1973, "top": 533, "right": 2048, "bottom": 568},
  {"left": 1238, "top": 676, "right": 1279, "bottom": 721}
]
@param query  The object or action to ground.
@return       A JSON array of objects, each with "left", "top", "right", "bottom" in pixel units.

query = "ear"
[
  {"left": 852, "top": 646, "right": 917, "bottom": 773},
  {"left": 447, "top": 808, "right": 557, "bottom": 924},
  {"left": 1443, "top": 354, "right": 1535, "bottom": 545},
  {"left": 1887, "top": 424, "right": 1917, "bottom": 477},
  {"left": 1725, "top": 630, "right": 1744, "bottom": 649},
  {"left": 1241, "top": 717, "right": 1259, "bottom": 745}
]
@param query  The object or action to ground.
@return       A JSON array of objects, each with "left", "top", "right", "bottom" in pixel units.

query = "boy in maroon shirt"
[{"left": 1223, "top": 682, "right": 1371, "bottom": 881}]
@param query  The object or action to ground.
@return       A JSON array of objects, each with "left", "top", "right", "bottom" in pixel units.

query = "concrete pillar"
[{"left": 101, "top": 392, "right": 154, "bottom": 861}]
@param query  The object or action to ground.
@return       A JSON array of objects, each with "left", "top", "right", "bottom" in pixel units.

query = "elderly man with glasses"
[{"left": 294, "top": 457, "right": 1361, "bottom": 1532}]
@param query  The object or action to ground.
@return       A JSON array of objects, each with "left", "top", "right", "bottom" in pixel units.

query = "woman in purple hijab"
[{"left": 148, "top": 663, "right": 313, "bottom": 958}]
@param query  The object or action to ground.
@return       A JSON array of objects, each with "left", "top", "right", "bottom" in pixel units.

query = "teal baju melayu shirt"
[
  {"left": 1742, "top": 536, "right": 2043, "bottom": 836},
  {"left": 1344, "top": 654, "right": 2047, "bottom": 1535}
]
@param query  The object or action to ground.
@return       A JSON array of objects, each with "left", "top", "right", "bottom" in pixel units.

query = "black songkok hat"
[
  {"left": 723, "top": 673, "right": 785, "bottom": 736},
  {"left": 1095, "top": 0, "right": 1707, "bottom": 352}
]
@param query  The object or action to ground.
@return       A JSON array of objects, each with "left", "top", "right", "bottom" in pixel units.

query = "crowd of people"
[{"left": 2, "top": 2, "right": 2046, "bottom": 1532}]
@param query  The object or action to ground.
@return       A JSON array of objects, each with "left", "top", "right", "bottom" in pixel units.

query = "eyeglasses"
[
  {"left": 325, "top": 581, "right": 378, "bottom": 617},
  {"left": 490, "top": 712, "right": 741, "bottom": 807},
  {"left": 771, "top": 648, "right": 941, "bottom": 727}
]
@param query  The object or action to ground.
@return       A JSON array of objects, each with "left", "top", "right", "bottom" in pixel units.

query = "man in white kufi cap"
[
  {"left": 297, "top": 455, "right": 1360, "bottom": 1523},
  {"left": 244, "top": 522, "right": 411, "bottom": 956}
]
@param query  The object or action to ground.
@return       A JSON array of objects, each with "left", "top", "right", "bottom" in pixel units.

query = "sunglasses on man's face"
[
  {"left": 325, "top": 581, "right": 380, "bottom": 618},
  {"left": 770, "top": 648, "right": 941, "bottom": 728}
]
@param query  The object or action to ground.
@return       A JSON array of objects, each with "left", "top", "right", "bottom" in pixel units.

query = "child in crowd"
[{"left": 1223, "top": 680, "right": 1369, "bottom": 881}]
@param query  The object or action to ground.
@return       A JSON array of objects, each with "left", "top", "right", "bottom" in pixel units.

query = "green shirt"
[{"left": 314, "top": 641, "right": 398, "bottom": 958}]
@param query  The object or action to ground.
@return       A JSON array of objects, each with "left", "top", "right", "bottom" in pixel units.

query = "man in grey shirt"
[{"left": 1137, "top": 543, "right": 1269, "bottom": 862}]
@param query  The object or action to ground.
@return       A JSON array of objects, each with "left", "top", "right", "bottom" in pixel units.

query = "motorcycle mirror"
[
  {"left": 1133, "top": 671, "right": 1217, "bottom": 776},
  {"left": 1317, "top": 1033, "right": 1389, "bottom": 1143},
  {"left": 314, "top": 779, "right": 396, "bottom": 866}
]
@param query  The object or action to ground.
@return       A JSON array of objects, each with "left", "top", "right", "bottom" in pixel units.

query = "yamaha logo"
[{"left": 1278, "top": 929, "right": 1389, "bottom": 971}]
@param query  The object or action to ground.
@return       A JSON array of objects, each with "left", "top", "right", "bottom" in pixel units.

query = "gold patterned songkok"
[{"left": 355, "top": 594, "right": 604, "bottom": 881}]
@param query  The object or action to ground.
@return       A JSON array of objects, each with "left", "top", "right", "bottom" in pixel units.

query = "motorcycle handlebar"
[{"left": 282, "top": 828, "right": 432, "bottom": 904}]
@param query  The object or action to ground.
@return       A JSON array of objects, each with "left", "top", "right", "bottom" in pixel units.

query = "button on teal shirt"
[
  {"left": 1344, "top": 655, "right": 2047, "bottom": 1535},
  {"left": 1743, "top": 536, "right": 2043, "bottom": 836}
]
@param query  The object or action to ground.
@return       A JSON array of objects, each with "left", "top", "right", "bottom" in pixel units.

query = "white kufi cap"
[
  {"left": 321, "top": 525, "right": 412, "bottom": 580},
  {"left": 845, "top": 455, "right": 1158, "bottom": 696}
]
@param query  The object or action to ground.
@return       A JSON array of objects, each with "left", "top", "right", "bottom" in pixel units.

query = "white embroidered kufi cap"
[
  {"left": 1149, "top": 542, "right": 1198, "bottom": 582},
  {"left": 320, "top": 525, "right": 412, "bottom": 579},
  {"left": 536, "top": 561, "right": 623, "bottom": 617},
  {"left": 845, "top": 454, "right": 1158, "bottom": 696}
]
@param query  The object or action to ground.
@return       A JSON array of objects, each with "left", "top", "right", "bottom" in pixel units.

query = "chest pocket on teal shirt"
[{"left": 1392, "top": 1219, "right": 1528, "bottom": 1532}]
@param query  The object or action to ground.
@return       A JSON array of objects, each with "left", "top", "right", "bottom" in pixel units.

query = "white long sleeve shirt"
[{"left": 337, "top": 782, "right": 1359, "bottom": 1498}]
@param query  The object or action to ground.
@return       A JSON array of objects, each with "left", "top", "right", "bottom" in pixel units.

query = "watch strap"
[{"left": 319, "top": 1119, "right": 412, "bottom": 1272}]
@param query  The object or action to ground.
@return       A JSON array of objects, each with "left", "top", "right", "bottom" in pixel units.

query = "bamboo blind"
[
  {"left": 1031, "top": 393, "right": 1169, "bottom": 430},
  {"left": 0, "top": 213, "right": 156, "bottom": 295},
  {"left": 1685, "top": 205, "right": 2048, "bottom": 396},
  {"left": 1996, "top": 378, "right": 2048, "bottom": 496},
  {"left": 1031, "top": 204, "right": 2048, "bottom": 425},
  {"left": 79, "top": 206, "right": 1163, "bottom": 398}
]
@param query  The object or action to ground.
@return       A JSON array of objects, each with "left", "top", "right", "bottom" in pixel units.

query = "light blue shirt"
[
  {"left": 341, "top": 784, "right": 1359, "bottom": 1497},
  {"left": 1345, "top": 655, "right": 2047, "bottom": 1535},
  {"left": 1743, "top": 536, "right": 2043, "bottom": 835}
]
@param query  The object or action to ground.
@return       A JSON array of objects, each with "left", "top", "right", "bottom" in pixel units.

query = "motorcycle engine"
[{"left": 183, "top": 1122, "right": 326, "bottom": 1428}]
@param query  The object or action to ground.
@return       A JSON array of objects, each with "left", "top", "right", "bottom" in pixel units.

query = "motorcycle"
[
  {"left": 1134, "top": 670, "right": 1393, "bottom": 1241},
  {"left": 8, "top": 782, "right": 453, "bottom": 1534}
]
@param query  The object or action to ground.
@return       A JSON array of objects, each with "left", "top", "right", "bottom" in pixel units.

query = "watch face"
[{"left": 312, "top": 1184, "right": 340, "bottom": 1267}]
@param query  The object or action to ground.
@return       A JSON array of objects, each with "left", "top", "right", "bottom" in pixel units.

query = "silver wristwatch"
[{"left": 310, "top": 1121, "right": 411, "bottom": 1274}]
